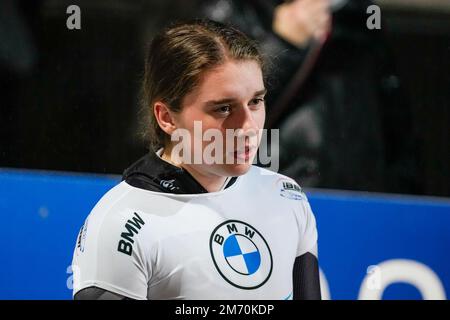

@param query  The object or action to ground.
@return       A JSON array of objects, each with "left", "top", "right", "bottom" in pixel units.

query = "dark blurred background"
[{"left": 1, "top": 0, "right": 449, "bottom": 197}]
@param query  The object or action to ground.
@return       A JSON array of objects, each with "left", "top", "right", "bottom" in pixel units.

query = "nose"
[
  {"left": 231, "top": 105, "right": 263, "bottom": 148},
  {"left": 234, "top": 105, "right": 259, "bottom": 133}
]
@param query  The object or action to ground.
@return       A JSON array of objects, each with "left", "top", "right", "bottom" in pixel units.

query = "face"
[{"left": 169, "top": 59, "right": 266, "bottom": 178}]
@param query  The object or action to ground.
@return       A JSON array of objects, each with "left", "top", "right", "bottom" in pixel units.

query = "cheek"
[
  {"left": 176, "top": 107, "right": 211, "bottom": 135},
  {"left": 250, "top": 107, "right": 266, "bottom": 131},
  {"left": 186, "top": 114, "right": 224, "bottom": 147},
  {"left": 253, "top": 109, "right": 266, "bottom": 146},
  {"left": 257, "top": 108, "right": 266, "bottom": 128}
]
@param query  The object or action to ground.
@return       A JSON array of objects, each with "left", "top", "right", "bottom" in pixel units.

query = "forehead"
[{"left": 184, "top": 59, "right": 265, "bottom": 105}]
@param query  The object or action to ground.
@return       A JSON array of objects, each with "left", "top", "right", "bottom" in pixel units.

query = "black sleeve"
[
  {"left": 292, "top": 252, "right": 321, "bottom": 300},
  {"left": 74, "top": 286, "right": 135, "bottom": 300}
]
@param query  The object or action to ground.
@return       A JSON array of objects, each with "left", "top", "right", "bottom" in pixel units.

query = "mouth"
[{"left": 233, "top": 145, "right": 257, "bottom": 162}]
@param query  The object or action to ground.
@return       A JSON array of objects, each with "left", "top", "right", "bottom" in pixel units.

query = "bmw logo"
[{"left": 209, "top": 220, "right": 273, "bottom": 289}]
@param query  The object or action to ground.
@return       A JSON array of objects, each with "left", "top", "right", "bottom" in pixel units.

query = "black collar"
[{"left": 122, "top": 151, "right": 237, "bottom": 194}]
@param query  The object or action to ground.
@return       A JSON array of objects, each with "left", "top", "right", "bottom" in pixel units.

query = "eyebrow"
[{"left": 203, "top": 88, "right": 267, "bottom": 107}]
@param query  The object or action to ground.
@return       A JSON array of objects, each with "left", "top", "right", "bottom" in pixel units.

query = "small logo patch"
[
  {"left": 278, "top": 180, "right": 306, "bottom": 200},
  {"left": 76, "top": 217, "right": 89, "bottom": 253},
  {"left": 160, "top": 179, "right": 178, "bottom": 191}
]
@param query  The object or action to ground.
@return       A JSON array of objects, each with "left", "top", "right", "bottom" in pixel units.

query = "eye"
[
  {"left": 215, "top": 105, "right": 232, "bottom": 115},
  {"left": 249, "top": 98, "right": 265, "bottom": 107}
]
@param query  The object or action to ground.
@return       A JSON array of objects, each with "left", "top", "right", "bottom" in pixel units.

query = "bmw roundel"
[{"left": 209, "top": 220, "right": 273, "bottom": 289}]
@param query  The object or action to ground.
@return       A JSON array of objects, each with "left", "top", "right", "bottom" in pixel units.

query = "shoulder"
[
  {"left": 78, "top": 181, "right": 177, "bottom": 247},
  {"left": 89, "top": 180, "right": 181, "bottom": 220},
  {"left": 244, "top": 166, "right": 317, "bottom": 256},
  {"left": 72, "top": 181, "right": 152, "bottom": 300},
  {"left": 245, "top": 165, "right": 308, "bottom": 202},
  {"left": 81, "top": 180, "right": 195, "bottom": 242},
  {"left": 74, "top": 182, "right": 149, "bottom": 252},
  {"left": 73, "top": 181, "right": 165, "bottom": 274},
  {"left": 247, "top": 165, "right": 301, "bottom": 184}
]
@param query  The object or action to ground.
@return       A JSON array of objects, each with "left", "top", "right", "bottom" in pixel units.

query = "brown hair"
[{"left": 139, "top": 19, "right": 267, "bottom": 151}]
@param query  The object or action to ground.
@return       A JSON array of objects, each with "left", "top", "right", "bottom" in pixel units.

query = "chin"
[{"left": 223, "top": 163, "right": 253, "bottom": 176}]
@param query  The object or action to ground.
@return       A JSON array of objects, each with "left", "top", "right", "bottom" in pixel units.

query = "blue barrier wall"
[{"left": 1, "top": 169, "right": 449, "bottom": 299}]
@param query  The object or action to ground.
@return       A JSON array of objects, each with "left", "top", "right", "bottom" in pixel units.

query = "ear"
[{"left": 154, "top": 101, "right": 177, "bottom": 136}]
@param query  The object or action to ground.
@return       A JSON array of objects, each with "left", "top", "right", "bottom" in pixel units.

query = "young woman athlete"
[{"left": 72, "top": 19, "right": 321, "bottom": 300}]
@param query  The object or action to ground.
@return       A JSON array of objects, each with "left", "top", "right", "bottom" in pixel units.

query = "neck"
[{"left": 161, "top": 147, "right": 228, "bottom": 193}]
